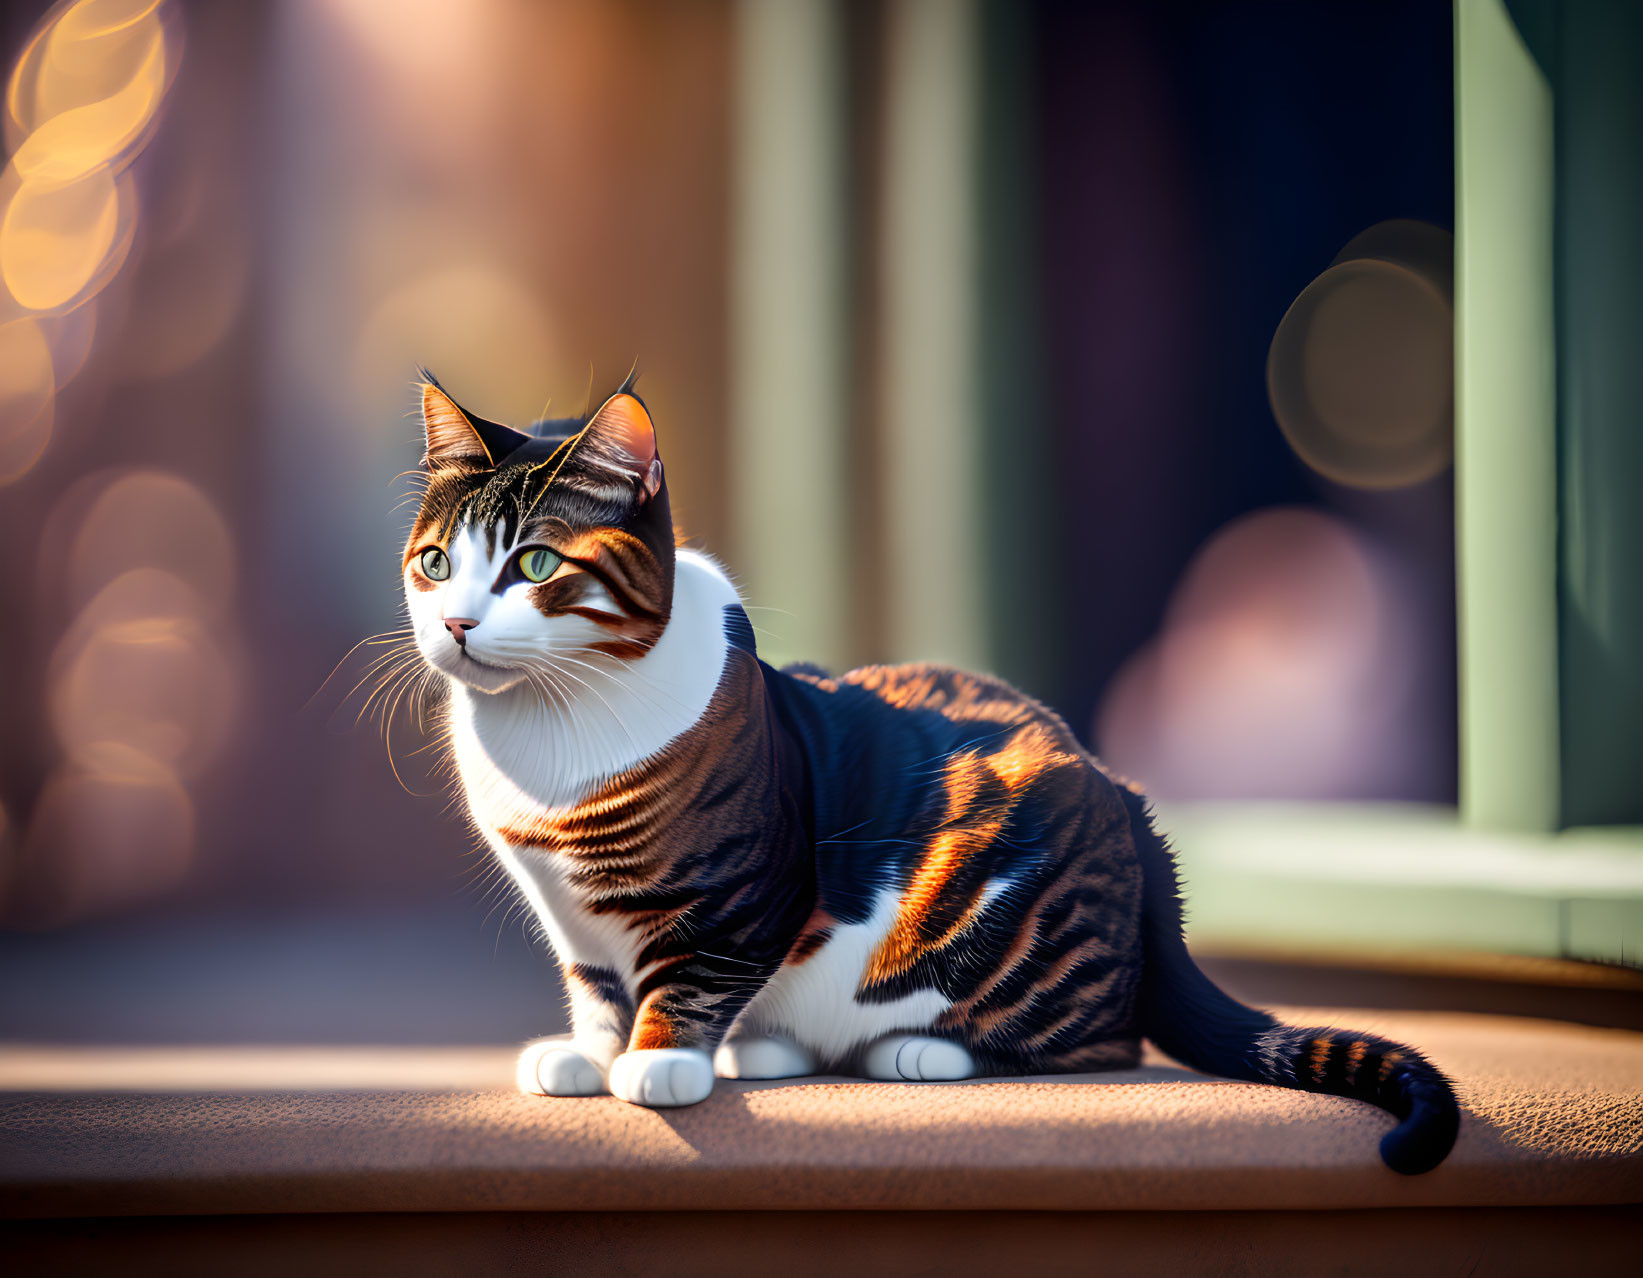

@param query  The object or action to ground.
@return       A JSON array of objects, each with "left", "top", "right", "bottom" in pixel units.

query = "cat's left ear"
[{"left": 583, "top": 392, "right": 664, "bottom": 500}]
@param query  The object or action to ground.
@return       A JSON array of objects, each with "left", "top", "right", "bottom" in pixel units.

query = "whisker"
[
  {"left": 527, "top": 655, "right": 645, "bottom": 760},
  {"left": 550, "top": 647, "right": 698, "bottom": 717},
  {"left": 309, "top": 628, "right": 417, "bottom": 712}
]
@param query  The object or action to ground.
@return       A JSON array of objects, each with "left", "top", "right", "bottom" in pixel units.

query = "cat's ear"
[
  {"left": 582, "top": 391, "right": 664, "bottom": 500},
  {"left": 420, "top": 375, "right": 529, "bottom": 468}
]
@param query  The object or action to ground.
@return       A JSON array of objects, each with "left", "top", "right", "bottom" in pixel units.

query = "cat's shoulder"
[
  {"left": 835, "top": 662, "right": 1047, "bottom": 724},
  {"left": 778, "top": 659, "right": 1086, "bottom": 751}
]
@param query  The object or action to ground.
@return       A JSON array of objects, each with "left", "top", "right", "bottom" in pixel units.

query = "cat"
[{"left": 399, "top": 373, "right": 1460, "bottom": 1174}]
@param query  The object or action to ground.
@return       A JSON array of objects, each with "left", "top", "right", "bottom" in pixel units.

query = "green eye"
[
  {"left": 419, "top": 547, "right": 450, "bottom": 580},
  {"left": 519, "top": 547, "right": 561, "bottom": 583}
]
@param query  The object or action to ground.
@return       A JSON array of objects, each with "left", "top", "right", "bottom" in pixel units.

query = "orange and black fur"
[{"left": 400, "top": 374, "right": 1460, "bottom": 1173}]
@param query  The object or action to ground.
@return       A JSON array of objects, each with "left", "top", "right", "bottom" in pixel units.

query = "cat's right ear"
[{"left": 420, "top": 376, "right": 528, "bottom": 469}]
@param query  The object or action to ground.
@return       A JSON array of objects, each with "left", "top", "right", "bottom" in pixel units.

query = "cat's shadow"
[
  {"left": 720, "top": 1063, "right": 1218, "bottom": 1095},
  {"left": 639, "top": 1064, "right": 1231, "bottom": 1158}
]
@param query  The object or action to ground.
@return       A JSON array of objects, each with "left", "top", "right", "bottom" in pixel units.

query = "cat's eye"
[
  {"left": 419, "top": 547, "right": 450, "bottom": 581},
  {"left": 519, "top": 547, "right": 561, "bottom": 583}
]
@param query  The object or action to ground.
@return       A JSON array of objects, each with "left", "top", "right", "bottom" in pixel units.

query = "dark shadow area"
[{"left": 6, "top": 1207, "right": 1640, "bottom": 1277}]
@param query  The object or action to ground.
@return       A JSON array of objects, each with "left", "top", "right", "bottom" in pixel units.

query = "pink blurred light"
[
  {"left": 49, "top": 567, "right": 235, "bottom": 779},
  {"left": 1096, "top": 507, "right": 1432, "bottom": 801},
  {"left": 66, "top": 468, "right": 235, "bottom": 614}
]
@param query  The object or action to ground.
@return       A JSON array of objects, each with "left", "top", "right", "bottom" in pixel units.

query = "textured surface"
[{"left": 3, "top": 1007, "right": 1641, "bottom": 1218}]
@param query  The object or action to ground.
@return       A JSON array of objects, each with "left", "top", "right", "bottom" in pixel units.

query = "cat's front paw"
[
  {"left": 608, "top": 1048, "right": 714, "bottom": 1107},
  {"left": 517, "top": 1038, "right": 608, "bottom": 1097}
]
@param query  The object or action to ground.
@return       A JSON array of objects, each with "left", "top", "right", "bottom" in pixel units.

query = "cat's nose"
[{"left": 443, "top": 617, "right": 479, "bottom": 646}]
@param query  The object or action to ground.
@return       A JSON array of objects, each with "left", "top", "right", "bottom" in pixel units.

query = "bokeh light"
[
  {"left": 0, "top": 165, "right": 134, "bottom": 310},
  {"left": 1267, "top": 219, "right": 1453, "bottom": 489},
  {"left": 50, "top": 573, "right": 234, "bottom": 778},
  {"left": 1097, "top": 508, "right": 1432, "bottom": 800},
  {"left": 36, "top": 297, "right": 98, "bottom": 386},
  {"left": 11, "top": 12, "right": 165, "bottom": 184},
  {"left": 14, "top": 745, "right": 194, "bottom": 930},
  {"left": 352, "top": 262, "right": 561, "bottom": 428},
  {"left": 0, "top": 316, "right": 56, "bottom": 482},
  {"left": 0, "top": 0, "right": 180, "bottom": 485},
  {"left": 324, "top": 0, "right": 490, "bottom": 85},
  {"left": 68, "top": 469, "right": 235, "bottom": 613},
  {"left": 10, "top": 0, "right": 169, "bottom": 141},
  {"left": 21, "top": 459, "right": 237, "bottom": 925}
]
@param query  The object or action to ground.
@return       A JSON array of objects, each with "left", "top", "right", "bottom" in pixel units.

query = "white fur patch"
[{"left": 731, "top": 889, "right": 953, "bottom": 1069}]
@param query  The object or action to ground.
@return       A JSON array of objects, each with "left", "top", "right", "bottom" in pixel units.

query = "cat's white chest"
[
  {"left": 452, "top": 740, "right": 650, "bottom": 984},
  {"left": 447, "top": 690, "right": 626, "bottom": 818},
  {"left": 444, "top": 549, "right": 739, "bottom": 818},
  {"left": 490, "top": 839, "right": 646, "bottom": 981},
  {"left": 443, "top": 550, "right": 742, "bottom": 984}
]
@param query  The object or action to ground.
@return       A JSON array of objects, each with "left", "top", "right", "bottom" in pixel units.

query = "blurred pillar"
[
  {"left": 730, "top": 0, "right": 851, "bottom": 670},
  {"left": 1546, "top": 1, "right": 1643, "bottom": 826},
  {"left": 878, "top": 0, "right": 988, "bottom": 672},
  {"left": 1453, "top": 0, "right": 1560, "bottom": 831},
  {"left": 976, "top": 0, "right": 1052, "bottom": 700}
]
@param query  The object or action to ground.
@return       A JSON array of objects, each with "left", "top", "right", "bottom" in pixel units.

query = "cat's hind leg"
[
  {"left": 860, "top": 1034, "right": 977, "bottom": 1082},
  {"left": 713, "top": 1034, "right": 817, "bottom": 1080}
]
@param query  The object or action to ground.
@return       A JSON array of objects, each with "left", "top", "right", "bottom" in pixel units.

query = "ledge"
[
  {"left": 1158, "top": 802, "right": 1643, "bottom": 965},
  {"left": 3, "top": 1007, "right": 1640, "bottom": 1219}
]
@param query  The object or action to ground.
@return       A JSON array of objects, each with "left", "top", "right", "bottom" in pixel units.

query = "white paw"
[
  {"left": 714, "top": 1035, "right": 817, "bottom": 1080},
  {"left": 608, "top": 1048, "right": 714, "bottom": 1107},
  {"left": 861, "top": 1034, "right": 976, "bottom": 1082},
  {"left": 516, "top": 1038, "right": 608, "bottom": 1097}
]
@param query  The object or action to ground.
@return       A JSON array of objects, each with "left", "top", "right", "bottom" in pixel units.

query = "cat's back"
[
  {"left": 766, "top": 658, "right": 1101, "bottom": 814},
  {"left": 763, "top": 658, "right": 1134, "bottom": 902},
  {"left": 841, "top": 662, "right": 1079, "bottom": 745}
]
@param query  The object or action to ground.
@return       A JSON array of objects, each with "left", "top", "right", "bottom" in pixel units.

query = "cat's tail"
[{"left": 1119, "top": 785, "right": 1460, "bottom": 1175}]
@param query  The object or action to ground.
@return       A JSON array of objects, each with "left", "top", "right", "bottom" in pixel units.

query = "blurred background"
[{"left": 0, "top": 0, "right": 1633, "bottom": 1045}]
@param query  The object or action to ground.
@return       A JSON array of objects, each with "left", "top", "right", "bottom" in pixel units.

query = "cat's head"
[{"left": 402, "top": 373, "right": 673, "bottom": 695}]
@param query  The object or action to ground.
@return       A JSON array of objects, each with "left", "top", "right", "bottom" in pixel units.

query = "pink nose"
[{"left": 443, "top": 617, "right": 478, "bottom": 645}]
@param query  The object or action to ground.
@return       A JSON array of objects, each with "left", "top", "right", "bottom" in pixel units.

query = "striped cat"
[{"left": 400, "top": 375, "right": 1460, "bottom": 1174}]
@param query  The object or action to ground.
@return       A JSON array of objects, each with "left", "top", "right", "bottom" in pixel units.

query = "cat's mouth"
[{"left": 436, "top": 645, "right": 527, "bottom": 694}]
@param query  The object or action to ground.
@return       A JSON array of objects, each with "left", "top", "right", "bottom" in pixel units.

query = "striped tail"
[{"left": 1120, "top": 786, "right": 1460, "bottom": 1175}]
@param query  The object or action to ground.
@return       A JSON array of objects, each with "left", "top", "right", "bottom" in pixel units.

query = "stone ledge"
[
  {"left": 3, "top": 1007, "right": 1640, "bottom": 1218},
  {"left": 1160, "top": 802, "right": 1643, "bottom": 965}
]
